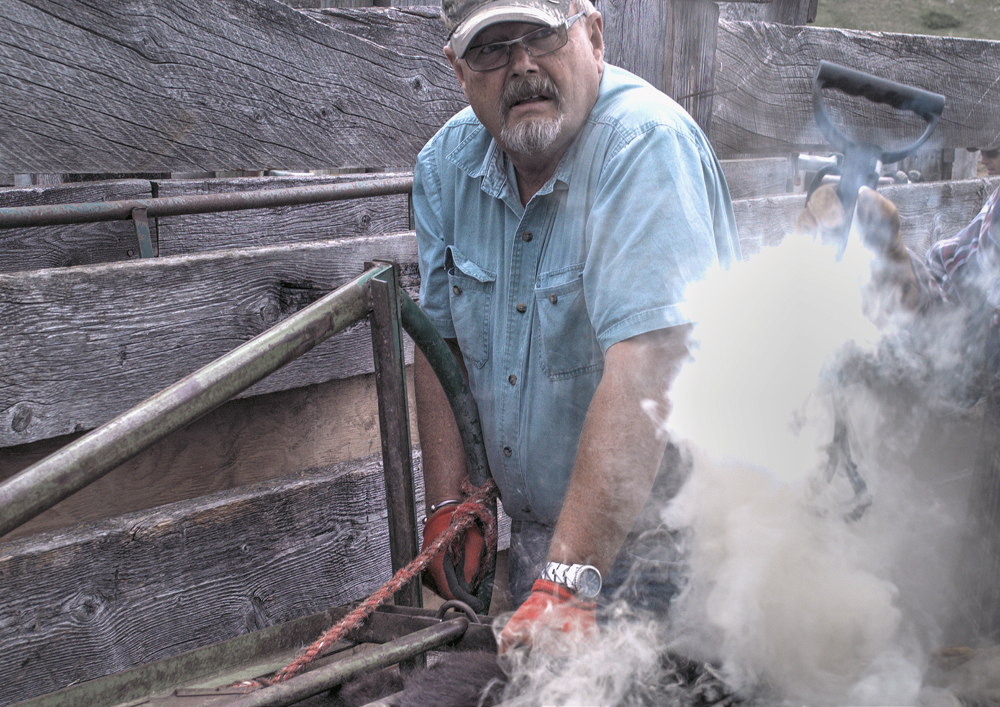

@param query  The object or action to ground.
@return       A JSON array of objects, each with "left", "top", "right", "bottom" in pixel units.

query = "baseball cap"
[{"left": 442, "top": 0, "right": 573, "bottom": 58}]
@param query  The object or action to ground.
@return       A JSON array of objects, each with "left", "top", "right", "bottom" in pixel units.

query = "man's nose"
[{"left": 507, "top": 40, "right": 539, "bottom": 74}]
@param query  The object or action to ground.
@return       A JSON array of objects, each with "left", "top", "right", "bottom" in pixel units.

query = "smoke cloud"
[
  {"left": 494, "top": 228, "right": 987, "bottom": 706},
  {"left": 662, "top": 232, "right": 969, "bottom": 704}
]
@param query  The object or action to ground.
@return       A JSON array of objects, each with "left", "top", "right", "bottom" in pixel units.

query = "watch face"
[{"left": 578, "top": 567, "right": 602, "bottom": 598}]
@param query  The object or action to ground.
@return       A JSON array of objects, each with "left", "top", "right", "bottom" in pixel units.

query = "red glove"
[
  {"left": 498, "top": 578, "right": 597, "bottom": 653},
  {"left": 421, "top": 503, "right": 485, "bottom": 600}
]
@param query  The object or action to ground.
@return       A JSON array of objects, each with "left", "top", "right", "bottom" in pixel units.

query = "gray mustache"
[{"left": 500, "top": 75, "right": 561, "bottom": 115}]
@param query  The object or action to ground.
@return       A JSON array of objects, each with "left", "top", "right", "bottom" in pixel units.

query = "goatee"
[{"left": 499, "top": 74, "right": 564, "bottom": 154}]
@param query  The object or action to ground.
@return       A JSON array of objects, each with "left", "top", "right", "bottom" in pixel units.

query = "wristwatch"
[{"left": 541, "top": 561, "right": 603, "bottom": 599}]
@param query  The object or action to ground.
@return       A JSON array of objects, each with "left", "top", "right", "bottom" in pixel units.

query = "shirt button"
[
  {"left": 516, "top": 302, "right": 527, "bottom": 313},
  {"left": 508, "top": 374, "right": 517, "bottom": 385},
  {"left": 549, "top": 293, "right": 558, "bottom": 304},
  {"left": 522, "top": 231, "right": 533, "bottom": 242},
  {"left": 503, "top": 446, "right": 513, "bottom": 457},
  {"left": 453, "top": 285, "right": 462, "bottom": 295}
]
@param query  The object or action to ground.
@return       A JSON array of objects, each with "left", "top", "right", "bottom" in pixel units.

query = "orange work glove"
[
  {"left": 497, "top": 578, "right": 597, "bottom": 653},
  {"left": 421, "top": 503, "right": 485, "bottom": 601}
]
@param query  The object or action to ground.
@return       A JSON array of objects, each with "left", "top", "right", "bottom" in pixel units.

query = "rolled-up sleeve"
[{"left": 584, "top": 123, "right": 739, "bottom": 353}]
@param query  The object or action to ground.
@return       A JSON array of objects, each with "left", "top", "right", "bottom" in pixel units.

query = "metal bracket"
[{"left": 131, "top": 207, "right": 154, "bottom": 258}]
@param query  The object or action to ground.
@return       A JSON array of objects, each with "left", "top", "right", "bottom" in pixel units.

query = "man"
[{"left": 413, "top": 0, "right": 740, "bottom": 651}]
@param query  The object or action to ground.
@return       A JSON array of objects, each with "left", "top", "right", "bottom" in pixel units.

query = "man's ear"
[
  {"left": 444, "top": 45, "right": 467, "bottom": 91},
  {"left": 588, "top": 11, "right": 605, "bottom": 70}
]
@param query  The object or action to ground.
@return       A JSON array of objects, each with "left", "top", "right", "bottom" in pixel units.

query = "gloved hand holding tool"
[{"left": 497, "top": 578, "right": 598, "bottom": 654}]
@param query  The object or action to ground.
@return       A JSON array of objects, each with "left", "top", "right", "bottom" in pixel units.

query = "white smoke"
[
  {"left": 660, "top": 232, "right": 962, "bottom": 704},
  {"left": 493, "top": 229, "right": 979, "bottom": 707}
]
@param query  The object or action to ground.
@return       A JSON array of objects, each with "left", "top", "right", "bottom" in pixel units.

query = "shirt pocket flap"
[{"left": 446, "top": 245, "right": 496, "bottom": 284}]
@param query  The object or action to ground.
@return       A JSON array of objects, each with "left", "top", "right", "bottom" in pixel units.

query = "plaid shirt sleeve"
[{"left": 924, "top": 185, "right": 1000, "bottom": 307}]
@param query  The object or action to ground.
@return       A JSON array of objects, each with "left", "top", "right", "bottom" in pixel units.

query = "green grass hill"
[{"left": 814, "top": 0, "right": 1000, "bottom": 41}]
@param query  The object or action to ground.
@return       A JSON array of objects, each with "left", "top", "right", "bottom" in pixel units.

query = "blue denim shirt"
[{"left": 414, "top": 64, "right": 740, "bottom": 527}]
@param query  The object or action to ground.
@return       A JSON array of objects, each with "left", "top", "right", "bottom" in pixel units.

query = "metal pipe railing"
[
  {"left": 221, "top": 618, "right": 470, "bottom": 707},
  {"left": 0, "top": 264, "right": 391, "bottom": 538},
  {"left": 0, "top": 174, "right": 414, "bottom": 229}
]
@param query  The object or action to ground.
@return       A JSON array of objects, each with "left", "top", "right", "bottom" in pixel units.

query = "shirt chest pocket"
[
  {"left": 534, "top": 269, "right": 603, "bottom": 380},
  {"left": 447, "top": 246, "right": 495, "bottom": 369}
]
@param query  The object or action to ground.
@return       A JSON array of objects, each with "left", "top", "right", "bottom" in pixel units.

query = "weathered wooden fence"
[{"left": 1, "top": 0, "right": 999, "bottom": 703}]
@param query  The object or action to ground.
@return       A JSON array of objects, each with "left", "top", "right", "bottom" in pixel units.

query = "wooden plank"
[
  {"left": 153, "top": 173, "right": 411, "bottom": 255},
  {"left": 720, "top": 0, "right": 817, "bottom": 24},
  {"left": 0, "top": 180, "right": 154, "bottom": 272},
  {"left": 0, "top": 371, "right": 417, "bottom": 541},
  {"left": 0, "top": 456, "right": 410, "bottom": 705},
  {"left": 733, "top": 176, "right": 1000, "bottom": 258},
  {"left": 712, "top": 21, "right": 1000, "bottom": 157},
  {"left": 601, "top": 0, "right": 720, "bottom": 132},
  {"left": 0, "top": 233, "right": 419, "bottom": 447},
  {"left": 0, "top": 1, "right": 462, "bottom": 173},
  {"left": 721, "top": 156, "right": 791, "bottom": 199},
  {"left": 4, "top": 0, "right": 999, "bottom": 171}
]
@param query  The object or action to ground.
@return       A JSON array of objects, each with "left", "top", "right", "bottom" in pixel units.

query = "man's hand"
[
  {"left": 421, "top": 503, "right": 485, "bottom": 600},
  {"left": 497, "top": 579, "right": 597, "bottom": 653},
  {"left": 795, "top": 183, "right": 847, "bottom": 245}
]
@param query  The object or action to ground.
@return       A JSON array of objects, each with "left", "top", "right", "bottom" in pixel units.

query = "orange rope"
[{"left": 237, "top": 478, "right": 498, "bottom": 691}]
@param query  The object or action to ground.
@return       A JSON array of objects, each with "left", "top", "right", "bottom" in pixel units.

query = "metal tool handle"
[{"left": 812, "top": 60, "right": 946, "bottom": 164}]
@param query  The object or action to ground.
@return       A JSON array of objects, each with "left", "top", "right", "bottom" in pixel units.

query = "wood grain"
[
  {"left": 722, "top": 156, "right": 792, "bottom": 199},
  {"left": 0, "top": 1, "right": 461, "bottom": 173},
  {"left": 713, "top": 21, "right": 1000, "bottom": 156},
  {"left": 0, "top": 457, "right": 412, "bottom": 705},
  {"left": 153, "top": 173, "right": 412, "bottom": 255},
  {"left": 734, "top": 176, "right": 1000, "bottom": 257},
  {"left": 0, "top": 180, "right": 154, "bottom": 272},
  {"left": 601, "top": 0, "right": 720, "bottom": 131},
  {"left": 0, "top": 371, "right": 415, "bottom": 541},
  {"left": 0, "top": 233, "right": 419, "bottom": 447},
  {"left": 720, "top": 0, "right": 817, "bottom": 24},
  {"left": 4, "top": 1, "right": 998, "bottom": 174}
]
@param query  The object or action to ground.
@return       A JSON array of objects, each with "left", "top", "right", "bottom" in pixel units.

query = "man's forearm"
[
  {"left": 414, "top": 341, "right": 472, "bottom": 513},
  {"left": 546, "top": 326, "right": 690, "bottom": 575}
]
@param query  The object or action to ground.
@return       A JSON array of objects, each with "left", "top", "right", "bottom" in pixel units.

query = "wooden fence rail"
[
  {"left": 1, "top": 1, "right": 998, "bottom": 704},
  {"left": 2, "top": 1, "right": 998, "bottom": 175}
]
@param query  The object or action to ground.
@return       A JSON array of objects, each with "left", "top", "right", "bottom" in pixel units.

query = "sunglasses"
[{"left": 464, "top": 11, "right": 587, "bottom": 72}]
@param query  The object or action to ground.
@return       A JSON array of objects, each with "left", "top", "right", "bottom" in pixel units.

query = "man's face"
[{"left": 444, "top": 10, "right": 604, "bottom": 163}]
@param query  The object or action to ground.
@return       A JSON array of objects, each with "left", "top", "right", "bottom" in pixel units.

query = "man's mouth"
[
  {"left": 511, "top": 94, "right": 550, "bottom": 108},
  {"left": 501, "top": 77, "right": 560, "bottom": 116}
]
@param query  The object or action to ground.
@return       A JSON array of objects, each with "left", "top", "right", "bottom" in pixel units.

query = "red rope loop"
[{"left": 236, "top": 478, "right": 499, "bottom": 692}]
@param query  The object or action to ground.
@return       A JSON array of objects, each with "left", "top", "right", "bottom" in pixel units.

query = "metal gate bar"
[
  {"left": 220, "top": 618, "right": 471, "bottom": 707},
  {"left": 0, "top": 263, "right": 391, "bottom": 538},
  {"left": 9, "top": 604, "right": 496, "bottom": 707},
  {"left": 369, "top": 261, "right": 421, "bottom": 608},
  {"left": 0, "top": 175, "right": 414, "bottom": 228}
]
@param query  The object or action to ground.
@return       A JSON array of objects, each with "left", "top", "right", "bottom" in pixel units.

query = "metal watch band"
[{"left": 541, "top": 561, "right": 602, "bottom": 598}]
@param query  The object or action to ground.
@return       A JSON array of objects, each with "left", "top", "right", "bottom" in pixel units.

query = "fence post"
[
  {"left": 600, "top": 0, "right": 720, "bottom": 135},
  {"left": 719, "top": 0, "right": 817, "bottom": 24}
]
